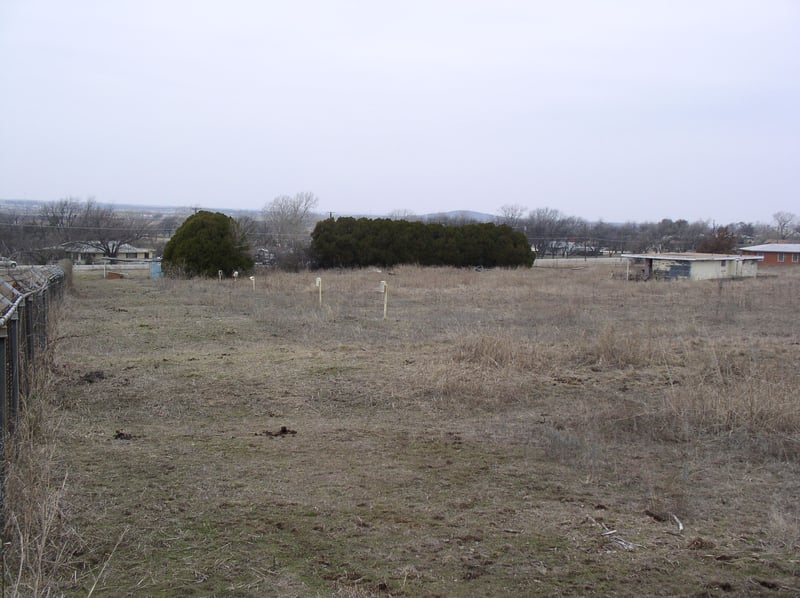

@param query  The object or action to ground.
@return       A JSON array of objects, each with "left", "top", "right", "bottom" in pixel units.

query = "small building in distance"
[
  {"left": 739, "top": 243, "right": 800, "bottom": 266},
  {"left": 620, "top": 252, "right": 762, "bottom": 281},
  {"left": 60, "top": 242, "right": 154, "bottom": 265}
]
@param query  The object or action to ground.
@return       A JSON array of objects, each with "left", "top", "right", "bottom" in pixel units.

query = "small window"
[
  {"left": 778, "top": 253, "right": 785, "bottom": 263},
  {"left": 793, "top": 254, "right": 799, "bottom": 263},
  {"left": 720, "top": 260, "right": 726, "bottom": 267}
]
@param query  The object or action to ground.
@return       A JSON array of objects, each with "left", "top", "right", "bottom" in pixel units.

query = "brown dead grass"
[
  {"left": 41, "top": 263, "right": 800, "bottom": 596},
  {"left": 2, "top": 315, "right": 83, "bottom": 597}
]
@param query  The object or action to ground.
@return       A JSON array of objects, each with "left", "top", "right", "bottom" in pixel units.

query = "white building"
[{"left": 620, "top": 253, "right": 762, "bottom": 281}]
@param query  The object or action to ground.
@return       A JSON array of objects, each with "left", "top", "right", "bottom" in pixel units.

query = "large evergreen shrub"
[
  {"left": 162, "top": 211, "right": 254, "bottom": 277},
  {"left": 310, "top": 218, "right": 534, "bottom": 268}
]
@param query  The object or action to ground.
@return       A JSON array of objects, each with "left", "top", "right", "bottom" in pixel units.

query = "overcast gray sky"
[{"left": 1, "top": 1, "right": 798, "bottom": 223}]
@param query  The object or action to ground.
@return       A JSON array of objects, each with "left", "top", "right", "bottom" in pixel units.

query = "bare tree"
[
  {"left": 55, "top": 199, "right": 153, "bottom": 258},
  {"left": 40, "top": 198, "right": 83, "bottom": 243},
  {"left": 0, "top": 208, "right": 28, "bottom": 256},
  {"left": 388, "top": 209, "right": 417, "bottom": 220},
  {"left": 233, "top": 215, "right": 261, "bottom": 248},
  {"left": 695, "top": 224, "right": 738, "bottom": 254},
  {"left": 260, "top": 192, "right": 320, "bottom": 270},
  {"left": 773, "top": 211, "right": 796, "bottom": 239},
  {"left": 497, "top": 204, "right": 527, "bottom": 230},
  {"left": 263, "top": 192, "right": 319, "bottom": 246},
  {"left": 524, "top": 207, "right": 571, "bottom": 255}
]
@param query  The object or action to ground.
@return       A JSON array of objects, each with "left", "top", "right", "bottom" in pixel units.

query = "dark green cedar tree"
[{"left": 162, "top": 210, "right": 254, "bottom": 277}]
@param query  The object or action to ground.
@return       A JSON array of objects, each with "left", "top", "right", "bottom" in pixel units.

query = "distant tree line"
[
  {"left": 1, "top": 195, "right": 798, "bottom": 269},
  {"left": 497, "top": 206, "right": 798, "bottom": 257},
  {"left": 310, "top": 217, "right": 534, "bottom": 268},
  {"left": 0, "top": 198, "right": 168, "bottom": 262}
]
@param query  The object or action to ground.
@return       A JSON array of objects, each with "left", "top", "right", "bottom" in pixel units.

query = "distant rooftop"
[
  {"left": 621, "top": 252, "right": 762, "bottom": 261},
  {"left": 61, "top": 242, "right": 152, "bottom": 253},
  {"left": 740, "top": 243, "right": 800, "bottom": 253}
]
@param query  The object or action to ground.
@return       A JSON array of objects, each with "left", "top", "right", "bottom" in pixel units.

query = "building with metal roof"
[
  {"left": 739, "top": 244, "right": 800, "bottom": 266},
  {"left": 620, "top": 252, "right": 762, "bottom": 281}
]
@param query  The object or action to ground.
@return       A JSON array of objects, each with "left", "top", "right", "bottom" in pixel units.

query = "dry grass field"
[{"left": 13, "top": 262, "right": 800, "bottom": 596}]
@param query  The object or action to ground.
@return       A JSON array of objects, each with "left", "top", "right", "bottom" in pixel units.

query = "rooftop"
[
  {"left": 621, "top": 252, "right": 762, "bottom": 262},
  {"left": 740, "top": 244, "right": 800, "bottom": 253},
  {"left": 61, "top": 242, "right": 152, "bottom": 253}
]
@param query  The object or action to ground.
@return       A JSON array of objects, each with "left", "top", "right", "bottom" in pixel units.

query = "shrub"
[
  {"left": 162, "top": 211, "right": 254, "bottom": 277},
  {"left": 310, "top": 217, "right": 534, "bottom": 268}
]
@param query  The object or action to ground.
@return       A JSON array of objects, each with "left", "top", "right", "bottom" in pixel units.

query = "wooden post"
[{"left": 384, "top": 283, "right": 388, "bottom": 320}]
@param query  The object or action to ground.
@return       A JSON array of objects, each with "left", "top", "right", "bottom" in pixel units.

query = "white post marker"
[
  {"left": 380, "top": 280, "right": 388, "bottom": 320},
  {"left": 249, "top": 275, "right": 255, "bottom": 291},
  {"left": 218, "top": 269, "right": 223, "bottom": 282},
  {"left": 315, "top": 277, "right": 322, "bottom": 306}
]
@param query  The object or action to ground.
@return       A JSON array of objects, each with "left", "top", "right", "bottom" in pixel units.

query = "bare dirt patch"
[{"left": 47, "top": 265, "right": 800, "bottom": 596}]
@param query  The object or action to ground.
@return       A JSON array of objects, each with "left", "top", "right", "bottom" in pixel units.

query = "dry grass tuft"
[
  {"left": 576, "top": 323, "right": 663, "bottom": 368},
  {"left": 453, "top": 333, "right": 541, "bottom": 369}
]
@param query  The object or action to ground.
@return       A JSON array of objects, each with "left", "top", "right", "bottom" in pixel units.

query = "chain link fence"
[{"left": 0, "top": 265, "right": 66, "bottom": 519}]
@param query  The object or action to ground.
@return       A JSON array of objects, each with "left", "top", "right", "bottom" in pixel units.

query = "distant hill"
[
  {"left": 420, "top": 210, "right": 496, "bottom": 222},
  {"left": 310, "top": 209, "right": 497, "bottom": 223},
  {"left": 1, "top": 199, "right": 497, "bottom": 223},
  {"left": 0, "top": 198, "right": 258, "bottom": 217}
]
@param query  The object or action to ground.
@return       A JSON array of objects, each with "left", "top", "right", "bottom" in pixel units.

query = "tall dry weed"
[
  {"left": 1, "top": 299, "right": 82, "bottom": 596},
  {"left": 453, "top": 333, "right": 542, "bottom": 370},
  {"left": 577, "top": 323, "right": 666, "bottom": 368},
  {"left": 57, "top": 260, "right": 73, "bottom": 291},
  {"left": 603, "top": 337, "right": 800, "bottom": 460},
  {"left": 3, "top": 392, "right": 82, "bottom": 596}
]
